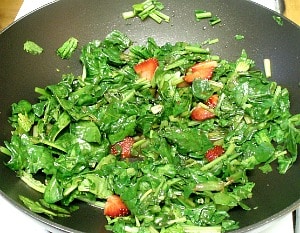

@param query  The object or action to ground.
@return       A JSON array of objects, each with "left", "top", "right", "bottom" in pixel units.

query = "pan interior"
[{"left": 0, "top": 0, "right": 300, "bottom": 232}]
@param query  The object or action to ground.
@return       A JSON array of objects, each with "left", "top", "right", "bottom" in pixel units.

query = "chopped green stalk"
[
  {"left": 153, "top": 10, "right": 170, "bottom": 22},
  {"left": 264, "top": 58, "right": 272, "bottom": 78},
  {"left": 164, "top": 58, "right": 189, "bottom": 70},
  {"left": 195, "top": 10, "right": 212, "bottom": 20},
  {"left": 123, "top": 0, "right": 170, "bottom": 23},
  {"left": 185, "top": 45, "right": 210, "bottom": 53},
  {"left": 56, "top": 37, "right": 78, "bottom": 59},
  {"left": 209, "top": 16, "right": 221, "bottom": 26},
  {"left": 122, "top": 90, "right": 136, "bottom": 103},
  {"left": 194, "top": 181, "right": 225, "bottom": 191},
  {"left": 140, "top": 189, "right": 153, "bottom": 202},
  {"left": 23, "top": 40, "right": 43, "bottom": 55},
  {"left": 133, "top": 3, "right": 145, "bottom": 12},
  {"left": 122, "top": 11, "right": 136, "bottom": 19},
  {"left": 182, "top": 225, "right": 222, "bottom": 233},
  {"left": 208, "top": 38, "right": 219, "bottom": 45},
  {"left": 149, "top": 12, "right": 163, "bottom": 23},
  {"left": 34, "top": 87, "right": 51, "bottom": 97},
  {"left": 201, "top": 143, "right": 236, "bottom": 171},
  {"left": 138, "top": 4, "right": 155, "bottom": 20},
  {"left": 132, "top": 138, "right": 147, "bottom": 148}
]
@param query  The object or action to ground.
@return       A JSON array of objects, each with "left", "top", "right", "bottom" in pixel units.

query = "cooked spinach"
[{"left": 1, "top": 30, "right": 300, "bottom": 233}]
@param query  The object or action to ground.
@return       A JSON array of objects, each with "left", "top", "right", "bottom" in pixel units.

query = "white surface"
[
  {"left": 251, "top": 0, "right": 282, "bottom": 13},
  {"left": 15, "top": 0, "right": 56, "bottom": 20},
  {"left": 0, "top": 194, "right": 48, "bottom": 232},
  {"left": 0, "top": 0, "right": 295, "bottom": 233}
]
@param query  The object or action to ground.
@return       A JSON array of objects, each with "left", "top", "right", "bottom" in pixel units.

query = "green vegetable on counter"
[
  {"left": 2, "top": 30, "right": 300, "bottom": 233},
  {"left": 23, "top": 40, "right": 43, "bottom": 55}
]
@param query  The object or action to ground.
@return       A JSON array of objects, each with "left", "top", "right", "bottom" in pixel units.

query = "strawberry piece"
[
  {"left": 206, "top": 94, "right": 219, "bottom": 108},
  {"left": 191, "top": 107, "right": 215, "bottom": 121},
  {"left": 134, "top": 58, "right": 159, "bottom": 80},
  {"left": 184, "top": 71, "right": 207, "bottom": 83},
  {"left": 191, "top": 60, "right": 218, "bottom": 73},
  {"left": 205, "top": 145, "right": 225, "bottom": 162},
  {"left": 111, "top": 137, "right": 135, "bottom": 158},
  {"left": 184, "top": 60, "right": 218, "bottom": 83},
  {"left": 177, "top": 80, "right": 191, "bottom": 88},
  {"left": 104, "top": 195, "right": 130, "bottom": 218}
]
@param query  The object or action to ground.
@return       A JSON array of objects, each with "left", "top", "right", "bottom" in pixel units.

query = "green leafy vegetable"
[
  {"left": 19, "top": 195, "right": 75, "bottom": 219},
  {"left": 56, "top": 37, "right": 78, "bottom": 59},
  {"left": 23, "top": 40, "right": 43, "bottom": 55},
  {"left": 273, "top": 15, "right": 284, "bottom": 26},
  {"left": 2, "top": 30, "right": 300, "bottom": 233}
]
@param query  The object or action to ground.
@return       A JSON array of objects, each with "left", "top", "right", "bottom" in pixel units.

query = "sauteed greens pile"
[{"left": 1, "top": 30, "right": 300, "bottom": 233}]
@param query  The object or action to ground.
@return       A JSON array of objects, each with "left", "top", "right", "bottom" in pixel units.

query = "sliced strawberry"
[
  {"left": 177, "top": 80, "right": 191, "bottom": 88},
  {"left": 191, "top": 107, "right": 215, "bottom": 121},
  {"left": 134, "top": 58, "right": 159, "bottom": 80},
  {"left": 184, "top": 71, "right": 207, "bottom": 83},
  {"left": 104, "top": 195, "right": 130, "bottom": 218},
  {"left": 111, "top": 137, "right": 135, "bottom": 158},
  {"left": 191, "top": 60, "right": 218, "bottom": 73},
  {"left": 184, "top": 60, "right": 218, "bottom": 83},
  {"left": 206, "top": 94, "right": 219, "bottom": 108},
  {"left": 205, "top": 145, "right": 225, "bottom": 162}
]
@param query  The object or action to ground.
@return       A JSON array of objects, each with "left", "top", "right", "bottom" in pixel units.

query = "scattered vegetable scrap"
[
  {"left": 235, "top": 34, "right": 245, "bottom": 40},
  {"left": 195, "top": 9, "right": 212, "bottom": 20},
  {"left": 273, "top": 15, "right": 284, "bottom": 26},
  {"left": 122, "top": 0, "right": 170, "bottom": 23},
  {"left": 56, "top": 37, "right": 78, "bottom": 59},
  {"left": 195, "top": 9, "right": 221, "bottom": 26},
  {"left": 23, "top": 40, "right": 43, "bottom": 55}
]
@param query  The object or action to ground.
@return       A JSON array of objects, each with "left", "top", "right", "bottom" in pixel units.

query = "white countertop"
[{"left": 0, "top": 0, "right": 296, "bottom": 232}]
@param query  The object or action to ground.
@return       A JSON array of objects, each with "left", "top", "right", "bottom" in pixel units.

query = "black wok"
[{"left": 0, "top": 0, "right": 300, "bottom": 232}]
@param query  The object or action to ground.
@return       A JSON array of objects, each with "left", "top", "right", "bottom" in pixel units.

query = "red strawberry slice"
[
  {"left": 104, "top": 195, "right": 130, "bottom": 218},
  {"left": 177, "top": 80, "right": 191, "bottom": 88},
  {"left": 205, "top": 145, "right": 225, "bottom": 162},
  {"left": 111, "top": 137, "right": 135, "bottom": 158},
  {"left": 184, "top": 60, "right": 218, "bottom": 83},
  {"left": 134, "top": 58, "right": 159, "bottom": 80},
  {"left": 191, "top": 60, "right": 218, "bottom": 73},
  {"left": 206, "top": 94, "right": 219, "bottom": 108},
  {"left": 191, "top": 107, "right": 215, "bottom": 121}
]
